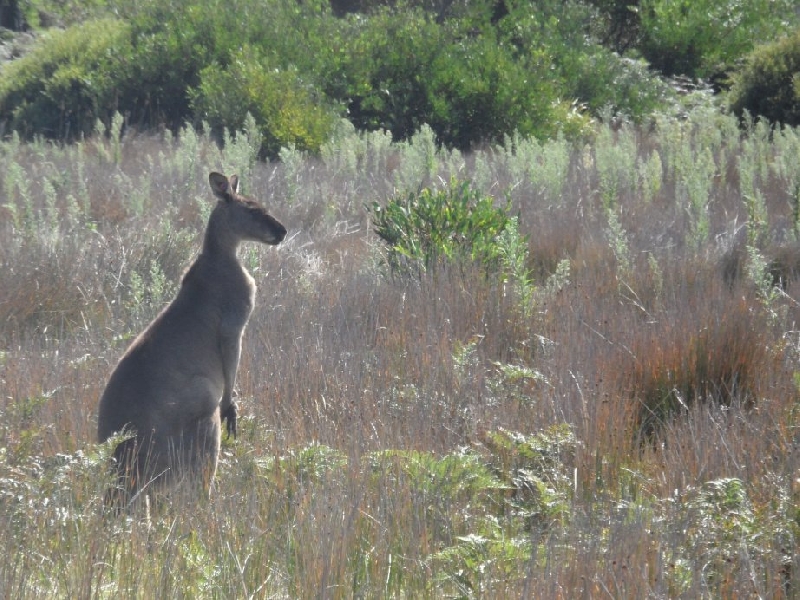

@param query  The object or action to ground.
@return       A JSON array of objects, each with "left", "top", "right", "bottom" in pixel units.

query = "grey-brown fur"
[{"left": 97, "top": 172, "right": 286, "bottom": 504}]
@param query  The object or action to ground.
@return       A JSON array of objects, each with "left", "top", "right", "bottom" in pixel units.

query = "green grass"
[{"left": 1, "top": 110, "right": 800, "bottom": 597}]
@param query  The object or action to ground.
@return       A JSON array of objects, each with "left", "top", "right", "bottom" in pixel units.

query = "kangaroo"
[{"left": 97, "top": 172, "right": 286, "bottom": 505}]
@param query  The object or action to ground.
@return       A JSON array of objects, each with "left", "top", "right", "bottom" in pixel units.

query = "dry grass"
[{"left": 1, "top": 115, "right": 800, "bottom": 597}]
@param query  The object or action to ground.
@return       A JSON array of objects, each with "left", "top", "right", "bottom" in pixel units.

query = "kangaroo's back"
[{"left": 97, "top": 172, "right": 286, "bottom": 505}]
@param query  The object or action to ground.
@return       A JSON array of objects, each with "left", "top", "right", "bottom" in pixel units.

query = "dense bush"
[
  {"left": 586, "top": 0, "right": 641, "bottom": 53},
  {"left": 191, "top": 47, "right": 337, "bottom": 157},
  {"left": 2, "top": 0, "right": 336, "bottom": 152},
  {"left": 2, "top": 0, "right": 798, "bottom": 149},
  {"left": 0, "top": 10, "right": 210, "bottom": 138},
  {"left": 0, "top": 18, "right": 132, "bottom": 138},
  {"left": 0, "top": 0, "right": 643, "bottom": 150},
  {"left": 320, "top": 3, "right": 643, "bottom": 146},
  {"left": 426, "top": 24, "right": 592, "bottom": 144},
  {"left": 638, "top": 0, "right": 797, "bottom": 78},
  {"left": 565, "top": 46, "right": 670, "bottom": 118},
  {"left": 729, "top": 27, "right": 800, "bottom": 128}
]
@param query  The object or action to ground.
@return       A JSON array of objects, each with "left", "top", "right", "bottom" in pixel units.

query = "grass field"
[{"left": 1, "top": 111, "right": 800, "bottom": 597}]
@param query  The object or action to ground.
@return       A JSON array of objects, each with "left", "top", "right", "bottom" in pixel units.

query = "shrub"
[
  {"left": 0, "top": 10, "right": 210, "bottom": 138},
  {"left": 586, "top": 0, "right": 642, "bottom": 53},
  {"left": 369, "top": 179, "right": 512, "bottom": 275},
  {"left": 191, "top": 47, "right": 337, "bottom": 158},
  {"left": 1, "top": 0, "right": 336, "bottom": 142},
  {"left": 0, "top": 18, "right": 132, "bottom": 138},
  {"left": 321, "top": 5, "right": 596, "bottom": 148},
  {"left": 638, "top": 0, "right": 797, "bottom": 78},
  {"left": 427, "top": 31, "right": 573, "bottom": 146},
  {"left": 321, "top": 9, "right": 442, "bottom": 142},
  {"left": 567, "top": 50, "right": 672, "bottom": 120},
  {"left": 729, "top": 27, "right": 800, "bottom": 127}
]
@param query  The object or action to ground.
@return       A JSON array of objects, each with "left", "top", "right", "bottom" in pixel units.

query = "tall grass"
[{"left": 1, "top": 112, "right": 800, "bottom": 597}]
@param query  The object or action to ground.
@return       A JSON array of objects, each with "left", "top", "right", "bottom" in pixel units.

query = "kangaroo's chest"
[
  {"left": 180, "top": 260, "right": 256, "bottom": 335},
  {"left": 220, "top": 291, "right": 254, "bottom": 333},
  {"left": 216, "top": 269, "right": 256, "bottom": 334}
]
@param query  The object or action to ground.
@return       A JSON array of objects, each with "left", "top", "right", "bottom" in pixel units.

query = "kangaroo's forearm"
[{"left": 219, "top": 335, "right": 242, "bottom": 409}]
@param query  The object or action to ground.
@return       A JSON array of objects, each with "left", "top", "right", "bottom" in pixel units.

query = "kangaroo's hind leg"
[
  {"left": 197, "top": 411, "right": 223, "bottom": 496},
  {"left": 171, "top": 412, "right": 222, "bottom": 498}
]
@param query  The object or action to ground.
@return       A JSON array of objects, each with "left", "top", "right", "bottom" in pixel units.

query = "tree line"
[{"left": 0, "top": 0, "right": 797, "bottom": 156}]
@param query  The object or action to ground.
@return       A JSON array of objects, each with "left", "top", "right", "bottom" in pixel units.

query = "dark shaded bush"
[
  {"left": 628, "top": 295, "right": 773, "bottom": 440},
  {"left": 729, "top": 27, "right": 800, "bottom": 127},
  {"left": 720, "top": 241, "right": 800, "bottom": 291},
  {"left": 586, "top": 0, "right": 641, "bottom": 53},
  {"left": 1, "top": 0, "right": 22, "bottom": 30}
]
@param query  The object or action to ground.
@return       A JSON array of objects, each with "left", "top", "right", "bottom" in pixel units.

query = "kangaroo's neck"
[{"left": 201, "top": 217, "right": 241, "bottom": 261}]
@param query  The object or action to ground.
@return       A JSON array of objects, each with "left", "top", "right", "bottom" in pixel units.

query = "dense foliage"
[
  {"left": 2, "top": 0, "right": 796, "bottom": 155},
  {"left": 191, "top": 48, "right": 336, "bottom": 158},
  {"left": 637, "top": 0, "right": 796, "bottom": 78},
  {"left": 730, "top": 27, "right": 800, "bottom": 128}
]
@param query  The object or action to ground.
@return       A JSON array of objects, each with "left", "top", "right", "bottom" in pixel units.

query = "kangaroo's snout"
[{"left": 268, "top": 219, "right": 287, "bottom": 244}]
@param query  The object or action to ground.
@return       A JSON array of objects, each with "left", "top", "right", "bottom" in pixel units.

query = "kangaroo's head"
[{"left": 208, "top": 172, "right": 287, "bottom": 247}]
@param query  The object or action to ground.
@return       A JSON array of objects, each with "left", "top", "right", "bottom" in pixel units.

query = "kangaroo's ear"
[
  {"left": 209, "top": 172, "right": 233, "bottom": 201},
  {"left": 229, "top": 174, "right": 240, "bottom": 195}
]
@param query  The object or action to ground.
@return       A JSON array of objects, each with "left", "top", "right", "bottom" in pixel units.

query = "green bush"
[
  {"left": 568, "top": 49, "right": 671, "bottom": 119},
  {"left": 638, "top": 0, "right": 797, "bottom": 78},
  {"left": 0, "top": 18, "right": 132, "bottom": 138},
  {"left": 8, "top": 0, "right": 797, "bottom": 149},
  {"left": 1, "top": 0, "right": 336, "bottom": 143},
  {"left": 191, "top": 48, "right": 337, "bottom": 158},
  {"left": 369, "top": 179, "right": 512, "bottom": 274},
  {"left": 320, "top": 9, "right": 442, "bottom": 142},
  {"left": 0, "top": 10, "right": 208, "bottom": 138},
  {"left": 586, "top": 0, "right": 642, "bottom": 53},
  {"left": 729, "top": 28, "right": 800, "bottom": 127},
  {"left": 18, "top": 0, "right": 112, "bottom": 28},
  {"left": 427, "top": 31, "right": 567, "bottom": 146},
  {"left": 320, "top": 5, "right": 596, "bottom": 148}
]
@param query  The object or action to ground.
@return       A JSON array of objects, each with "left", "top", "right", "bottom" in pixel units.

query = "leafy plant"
[
  {"left": 495, "top": 216, "right": 535, "bottom": 315},
  {"left": 369, "top": 178, "right": 512, "bottom": 275},
  {"left": 372, "top": 448, "right": 507, "bottom": 506},
  {"left": 480, "top": 425, "right": 577, "bottom": 530},
  {"left": 681, "top": 478, "right": 758, "bottom": 589}
]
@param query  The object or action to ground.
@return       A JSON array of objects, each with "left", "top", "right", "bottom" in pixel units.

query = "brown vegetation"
[{"left": 1, "top": 117, "right": 799, "bottom": 596}]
